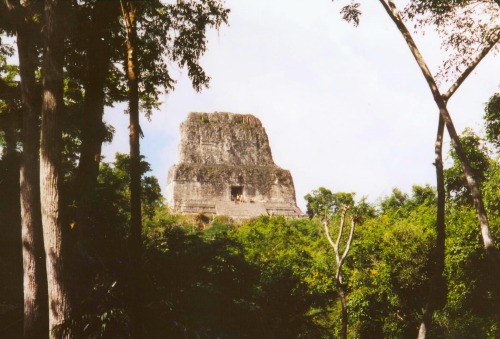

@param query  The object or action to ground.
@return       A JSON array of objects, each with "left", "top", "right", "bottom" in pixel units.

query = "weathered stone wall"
[
  {"left": 166, "top": 112, "right": 304, "bottom": 218},
  {"left": 178, "top": 112, "right": 274, "bottom": 165},
  {"left": 167, "top": 164, "right": 297, "bottom": 204}
]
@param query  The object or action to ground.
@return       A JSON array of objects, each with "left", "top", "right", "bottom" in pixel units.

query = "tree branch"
[
  {"left": 379, "top": 3, "right": 500, "bottom": 325},
  {"left": 323, "top": 205, "right": 352, "bottom": 284},
  {"left": 323, "top": 220, "right": 336, "bottom": 249},
  {"left": 379, "top": 0, "right": 494, "bottom": 250},
  {"left": 335, "top": 206, "right": 347, "bottom": 251},
  {"left": 336, "top": 217, "right": 356, "bottom": 282},
  {"left": 444, "top": 31, "right": 500, "bottom": 101}
]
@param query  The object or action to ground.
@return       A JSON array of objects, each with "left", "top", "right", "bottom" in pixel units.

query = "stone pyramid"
[{"left": 166, "top": 112, "right": 304, "bottom": 219}]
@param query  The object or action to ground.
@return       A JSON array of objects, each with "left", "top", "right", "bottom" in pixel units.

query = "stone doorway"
[{"left": 231, "top": 186, "right": 243, "bottom": 201}]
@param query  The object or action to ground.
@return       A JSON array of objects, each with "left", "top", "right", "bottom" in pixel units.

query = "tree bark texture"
[
  {"left": 40, "top": 0, "right": 72, "bottom": 336},
  {"left": 76, "top": 0, "right": 113, "bottom": 239},
  {"left": 122, "top": 0, "right": 143, "bottom": 337},
  {"left": 16, "top": 4, "right": 49, "bottom": 339},
  {"left": 379, "top": 0, "right": 500, "bottom": 334},
  {"left": 6, "top": 0, "right": 49, "bottom": 337},
  {"left": 338, "top": 284, "right": 348, "bottom": 339}
]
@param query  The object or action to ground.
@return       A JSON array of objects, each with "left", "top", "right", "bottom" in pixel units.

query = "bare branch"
[
  {"left": 444, "top": 30, "right": 500, "bottom": 101},
  {"left": 322, "top": 205, "right": 353, "bottom": 284},
  {"left": 323, "top": 204, "right": 354, "bottom": 339},
  {"left": 323, "top": 220, "right": 336, "bottom": 249},
  {"left": 340, "top": 217, "right": 356, "bottom": 265},
  {"left": 335, "top": 205, "right": 348, "bottom": 251},
  {"left": 336, "top": 217, "right": 356, "bottom": 282}
]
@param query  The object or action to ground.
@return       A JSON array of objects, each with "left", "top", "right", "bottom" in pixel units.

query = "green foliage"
[
  {"left": 347, "top": 188, "right": 436, "bottom": 338},
  {"left": 380, "top": 188, "right": 409, "bottom": 215},
  {"left": 438, "top": 206, "right": 498, "bottom": 337},
  {"left": 236, "top": 217, "right": 335, "bottom": 338},
  {"left": 352, "top": 196, "right": 377, "bottom": 223},
  {"left": 89, "top": 153, "right": 165, "bottom": 237},
  {"left": 60, "top": 0, "right": 230, "bottom": 119},
  {"left": 380, "top": 185, "right": 436, "bottom": 218},
  {"left": 444, "top": 129, "right": 490, "bottom": 204},
  {"left": 142, "top": 176, "right": 163, "bottom": 220},
  {"left": 483, "top": 158, "right": 500, "bottom": 217},
  {"left": 484, "top": 93, "right": 500, "bottom": 151},
  {"left": 2, "top": 147, "right": 499, "bottom": 338},
  {"left": 304, "top": 187, "right": 355, "bottom": 218},
  {"left": 58, "top": 152, "right": 166, "bottom": 338},
  {"left": 121, "top": 215, "right": 338, "bottom": 338},
  {"left": 142, "top": 223, "right": 256, "bottom": 338}
]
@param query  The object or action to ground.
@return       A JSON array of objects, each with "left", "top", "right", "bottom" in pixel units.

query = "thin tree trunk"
[
  {"left": 338, "top": 283, "right": 348, "bottom": 339},
  {"left": 417, "top": 34, "right": 499, "bottom": 339},
  {"left": 324, "top": 206, "right": 355, "bottom": 339},
  {"left": 40, "top": 0, "right": 72, "bottom": 336},
  {"left": 122, "top": 0, "right": 143, "bottom": 337},
  {"left": 5, "top": 0, "right": 49, "bottom": 337},
  {"left": 418, "top": 116, "right": 446, "bottom": 339},
  {"left": 76, "top": 1, "right": 112, "bottom": 240},
  {"left": 379, "top": 0, "right": 500, "bottom": 333}
]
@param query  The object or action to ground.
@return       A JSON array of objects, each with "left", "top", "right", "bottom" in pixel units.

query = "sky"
[{"left": 101, "top": 0, "right": 500, "bottom": 211}]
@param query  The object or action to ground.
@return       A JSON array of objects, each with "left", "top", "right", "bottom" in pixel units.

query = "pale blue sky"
[{"left": 99, "top": 0, "right": 500, "bottom": 210}]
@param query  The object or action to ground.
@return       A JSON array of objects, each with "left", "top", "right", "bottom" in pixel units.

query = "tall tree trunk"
[
  {"left": 5, "top": 1, "right": 49, "bottom": 337},
  {"left": 76, "top": 0, "right": 113, "bottom": 240},
  {"left": 418, "top": 116, "right": 446, "bottom": 339},
  {"left": 417, "top": 30, "right": 499, "bottom": 339},
  {"left": 379, "top": 0, "right": 500, "bottom": 333},
  {"left": 40, "top": 0, "right": 72, "bottom": 336},
  {"left": 122, "top": 0, "right": 143, "bottom": 337}
]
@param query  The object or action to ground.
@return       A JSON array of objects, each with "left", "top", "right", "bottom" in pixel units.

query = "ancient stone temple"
[{"left": 166, "top": 112, "right": 304, "bottom": 219}]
